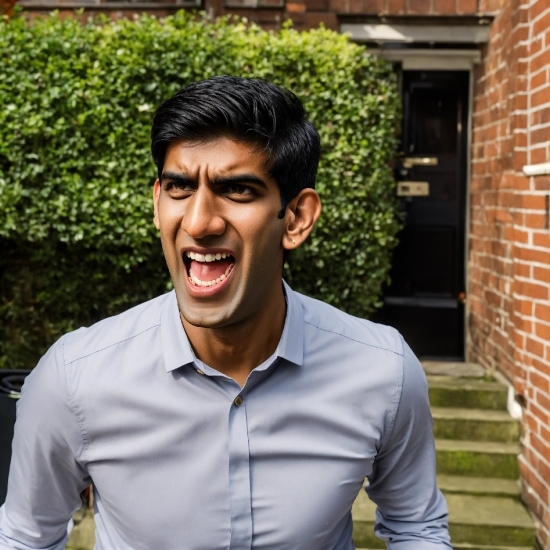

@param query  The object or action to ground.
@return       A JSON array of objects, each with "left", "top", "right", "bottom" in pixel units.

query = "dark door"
[{"left": 371, "top": 71, "right": 469, "bottom": 359}]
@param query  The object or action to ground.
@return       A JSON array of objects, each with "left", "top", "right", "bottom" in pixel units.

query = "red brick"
[
  {"left": 515, "top": 194, "right": 547, "bottom": 209},
  {"left": 530, "top": 49, "right": 550, "bottom": 75},
  {"left": 516, "top": 298, "right": 534, "bottom": 316},
  {"left": 304, "top": 11, "right": 337, "bottom": 27},
  {"left": 457, "top": 0, "right": 475, "bottom": 13},
  {"left": 530, "top": 0, "right": 550, "bottom": 22},
  {"left": 408, "top": 0, "right": 430, "bottom": 13},
  {"left": 530, "top": 70, "right": 548, "bottom": 91},
  {"left": 524, "top": 213, "right": 547, "bottom": 229},
  {"left": 532, "top": 371, "right": 550, "bottom": 394},
  {"left": 535, "top": 303, "right": 550, "bottom": 322},
  {"left": 530, "top": 400, "right": 550, "bottom": 424},
  {"left": 346, "top": 0, "right": 363, "bottom": 12},
  {"left": 386, "top": 0, "right": 406, "bottom": 12},
  {"left": 535, "top": 322, "right": 550, "bottom": 341},
  {"left": 286, "top": 2, "right": 306, "bottom": 12},
  {"left": 533, "top": 232, "right": 550, "bottom": 248},
  {"left": 305, "top": 0, "right": 328, "bottom": 10},
  {"left": 517, "top": 246, "right": 550, "bottom": 264},
  {"left": 532, "top": 86, "right": 550, "bottom": 109},
  {"left": 533, "top": 11, "right": 550, "bottom": 38},
  {"left": 433, "top": 0, "right": 455, "bottom": 14},
  {"left": 328, "top": 0, "right": 347, "bottom": 10},
  {"left": 534, "top": 177, "right": 550, "bottom": 191}
]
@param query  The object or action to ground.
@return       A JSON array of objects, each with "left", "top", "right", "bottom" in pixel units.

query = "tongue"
[{"left": 190, "top": 258, "right": 233, "bottom": 281}]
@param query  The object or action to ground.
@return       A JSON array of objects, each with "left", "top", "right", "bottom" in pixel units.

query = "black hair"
[{"left": 151, "top": 76, "right": 320, "bottom": 218}]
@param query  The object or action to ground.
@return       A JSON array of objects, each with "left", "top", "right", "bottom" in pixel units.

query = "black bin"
[{"left": 0, "top": 370, "right": 31, "bottom": 506}]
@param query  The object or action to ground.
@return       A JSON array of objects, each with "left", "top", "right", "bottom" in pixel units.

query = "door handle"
[{"left": 402, "top": 157, "right": 438, "bottom": 169}]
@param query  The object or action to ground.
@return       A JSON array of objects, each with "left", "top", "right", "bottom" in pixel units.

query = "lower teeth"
[{"left": 189, "top": 264, "right": 234, "bottom": 287}]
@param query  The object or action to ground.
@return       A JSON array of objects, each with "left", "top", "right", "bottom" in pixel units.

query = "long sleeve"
[
  {"left": 0, "top": 337, "right": 91, "bottom": 550},
  {"left": 366, "top": 338, "right": 451, "bottom": 549}
]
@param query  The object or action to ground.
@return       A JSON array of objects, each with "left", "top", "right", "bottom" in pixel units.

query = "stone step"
[
  {"left": 358, "top": 548, "right": 536, "bottom": 550},
  {"left": 437, "top": 474, "right": 520, "bottom": 499},
  {"left": 423, "top": 361, "right": 488, "bottom": 379},
  {"left": 436, "top": 439, "right": 520, "bottom": 479},
  {"left": 432, "top": 407, "right": 520, "bottom": 442},
  {"left": 428, "top": 376, "right": 508, "bottom": 411},
  {"left": 66, "top": 507, "right": 95, "bottom": 550},
  {"left": 352, "top": 490, "right": 537, "bottom": 548},
  {"left": 451, "top": 545, "right": 536, "bottom": 550}
]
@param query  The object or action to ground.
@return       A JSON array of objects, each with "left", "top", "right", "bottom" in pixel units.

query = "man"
[{"left": 0, "top": 76, "right": 450, "bottom": 549}]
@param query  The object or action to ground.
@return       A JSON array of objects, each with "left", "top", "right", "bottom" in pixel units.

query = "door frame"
[{"left": 367, "top": 49, "right": 477, "bottom": 358}]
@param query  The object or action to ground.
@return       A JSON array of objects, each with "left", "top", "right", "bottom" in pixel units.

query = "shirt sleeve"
[
  {"left": 0, "top": 336, "right": 91, "bottom": 550},
  {"left": 365, "top": 336, "right": 452, "bottom": 549}
]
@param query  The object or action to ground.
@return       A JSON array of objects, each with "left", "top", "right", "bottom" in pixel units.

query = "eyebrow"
[
  {"left": 160, "top": 171, "right": 194, "bottom": 185},
  {"left": 212, "top": 174, "right": 268, "bottom": 189},
  {"left": 160, "top": 171, "right": 268, "bottom": 189}
]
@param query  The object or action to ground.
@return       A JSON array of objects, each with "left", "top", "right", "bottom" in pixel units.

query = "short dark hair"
[{"left": 151, "top": 76, "right": 320, "bottom": 217}]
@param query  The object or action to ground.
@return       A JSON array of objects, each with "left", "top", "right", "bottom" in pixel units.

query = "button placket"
[{"left": 227, "top": 393, "right": 252, "bottom": 549}]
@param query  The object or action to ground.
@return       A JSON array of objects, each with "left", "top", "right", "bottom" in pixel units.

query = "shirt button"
[
  {"left": 196, "top": 369, "right": 204, "bottom": 375},
  {"left": 234, "top": 395, "right": 244, "bottom": 407}
]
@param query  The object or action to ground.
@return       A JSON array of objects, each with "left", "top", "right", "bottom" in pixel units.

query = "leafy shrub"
[{"left": 0, "top": 11, "right": 401, "bottom": 369}]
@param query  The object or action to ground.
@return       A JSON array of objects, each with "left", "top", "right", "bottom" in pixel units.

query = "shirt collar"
[
  {"left": 160, "top": 281, "right": 305, "bottom": 373},
  {"left": 277, "top": 280, "right": 304, "bottom": 367},
  {"left": 161, "top": 291, "right": 195, "bottom": 373}
]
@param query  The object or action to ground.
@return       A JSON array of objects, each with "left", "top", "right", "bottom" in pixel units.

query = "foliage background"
[{"left": 0, "top": 12, "right": 401, "bottom": 369}]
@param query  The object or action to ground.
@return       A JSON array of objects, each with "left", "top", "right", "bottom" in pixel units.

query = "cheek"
[{"left": 246, "top": 218, "right": 285, "bottom": 267}]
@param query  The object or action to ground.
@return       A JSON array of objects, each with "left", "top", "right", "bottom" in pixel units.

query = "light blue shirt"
[{"left": 0, "top": 282, "right": 450, "bottom": 549}]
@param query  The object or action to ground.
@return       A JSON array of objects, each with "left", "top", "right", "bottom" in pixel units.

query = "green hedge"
[{"left": 0, "top": 12, "right": 401, "bottom": 369}]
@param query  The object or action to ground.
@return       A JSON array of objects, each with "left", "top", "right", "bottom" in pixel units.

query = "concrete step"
[
  {"left": 432, "top": 407, "right": 520, "bottom": 443},
  {"left": 66, "top": 507, "right": 95, "bottom": 550},
  {"left": 357, "top": 546, "right": 536, "bottom": 550},
  {"left": 436, "top": 439, "right": 520, "bottom": 479},
  {"left": 428, "top": 376, "right": 508, "bottom": 411},
  {"left": 352, "top": 490, "right": 537, "bottom": 548},
  {"left": 451, "top": 545, "right": 537, "bottom": 550},
  {"left": 437, "top": 474, "right": 520, "bottom": 499},
  {"left": 423, "top": 361, "right": 488, "bottom": 378}
]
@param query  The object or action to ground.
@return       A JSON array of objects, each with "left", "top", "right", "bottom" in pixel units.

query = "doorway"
[{"left": 371, "top": 71, "right": 470, "bottom": 360}]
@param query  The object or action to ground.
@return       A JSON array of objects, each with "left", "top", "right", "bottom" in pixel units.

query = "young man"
[{"left": 0, "top": 76, "right": 450, "bottom": 549}]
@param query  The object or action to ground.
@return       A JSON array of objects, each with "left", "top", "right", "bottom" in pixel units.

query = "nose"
[{"left": 181, "top": 186, "right": 226, "bottom": 239}]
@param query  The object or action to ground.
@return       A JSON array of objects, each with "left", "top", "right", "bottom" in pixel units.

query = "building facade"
[{"left": 3, "top": 0, "right": 550, "bottom": 546}]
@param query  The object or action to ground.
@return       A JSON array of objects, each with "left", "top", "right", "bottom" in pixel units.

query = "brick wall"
[
  {"left": 469, "top": 0, "right": 550, "bottom": 545},
  {"left": 15, "top": 0, "right": 480, "bottom": 30}
]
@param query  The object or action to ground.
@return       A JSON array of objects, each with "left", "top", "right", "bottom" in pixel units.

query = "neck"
[{"left": 181, "top": 282, "right": 287, "bottom": 387}]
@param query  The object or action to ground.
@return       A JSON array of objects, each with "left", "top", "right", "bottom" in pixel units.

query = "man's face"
[{"left": 153, "top": 137, "right": 286, "bottom": 329}]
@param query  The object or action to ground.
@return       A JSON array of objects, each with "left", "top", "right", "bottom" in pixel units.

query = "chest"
[{"left": 82, "top": 369, "right": 385, "bottom": 549}]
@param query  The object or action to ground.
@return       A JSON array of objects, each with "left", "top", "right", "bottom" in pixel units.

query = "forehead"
[{"left": 164, "top": 137, "right": 271, "bottom": 176}]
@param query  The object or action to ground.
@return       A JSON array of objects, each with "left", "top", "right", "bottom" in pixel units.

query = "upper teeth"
[{"left": 185, "top": 251, "right": 230, "bottom": 262}]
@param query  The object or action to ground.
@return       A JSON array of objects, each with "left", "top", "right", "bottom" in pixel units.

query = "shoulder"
[
  {"left": 61, "top": 292, "right": 172, "bottom": 366},
  {"left": 295, "top": 291, "right": 403, "bottom": 357}
]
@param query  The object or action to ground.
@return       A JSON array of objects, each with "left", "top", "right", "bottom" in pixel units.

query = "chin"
[{"left": 176, "top": 297, "right": 239, "bottom": 330}]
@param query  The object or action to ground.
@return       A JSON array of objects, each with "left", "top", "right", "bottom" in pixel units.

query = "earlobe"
[{"left": 282, "top": 189, "right": 322, "bottom": 251}]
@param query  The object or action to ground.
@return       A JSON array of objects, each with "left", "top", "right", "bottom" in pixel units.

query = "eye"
[
  {"left": 166, "top": 180, "right": 195, "bottom": 197},
  {"left": 225, "top": 184, "right": 254, "bottom": 199}
]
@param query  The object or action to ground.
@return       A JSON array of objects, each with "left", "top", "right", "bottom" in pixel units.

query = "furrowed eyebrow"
[
  {"left": 160, "top": 171, "right": 195, "bottom": 185},
  {"left": 212, "top": 174, "right": 268, "bottom": 189}
]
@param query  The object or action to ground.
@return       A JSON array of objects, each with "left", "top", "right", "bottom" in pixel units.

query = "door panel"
[{"left": 371, "top": 71, "right": 469, "bottom": 359}]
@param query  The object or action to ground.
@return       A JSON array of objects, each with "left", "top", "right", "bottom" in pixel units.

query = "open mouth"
[{"left": 183, "top": 251, "right": 235, "bottom": 288}]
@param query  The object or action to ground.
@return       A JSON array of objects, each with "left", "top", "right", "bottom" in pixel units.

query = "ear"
[
  {"left": 281, "top": 189, "right": 322, "bottom": 251},
  {"left": 153, "top": 179, "right": 161, "bottom": 231}
]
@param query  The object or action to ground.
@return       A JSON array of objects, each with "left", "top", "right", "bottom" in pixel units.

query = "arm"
[
  {"left": 0, "top": 337, "right": 91, "bottom": 550},
  {"left": 366, "top": 338, "right": 451, "bottom": 549}
]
